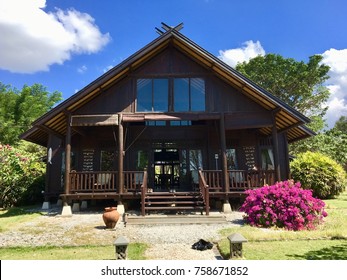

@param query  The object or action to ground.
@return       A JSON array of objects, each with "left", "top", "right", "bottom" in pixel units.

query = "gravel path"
[{"left": 0, "top": 208, "right": 244, "bottom": 260}]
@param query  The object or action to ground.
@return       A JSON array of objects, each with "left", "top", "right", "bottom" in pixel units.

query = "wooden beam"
[
  {"left": 37, "top": 125, "right": 64, "bottom": 140},
  {"left": 122, "top": 112, "right": 220, "bottom": 122},
  {"left": 71, "top": 114, "right": 119, "bottom": 126},
  {"left": 64, "top": 114, "right": 72, "bottom": 195},
  {"left": 278, "top": 121, "right": 304, "bottom": 134},
  {"left": 220, "top": 113, "right": 229, "bottom": 194},
  {"left": 272, "top": 112, "right": 281, "bottom": 181},
  {"left": 72, "top": 127, "right": 87, "bottom": 137},
  {"left": 118, "top": 114, "right": 124, "bottom": 194}
]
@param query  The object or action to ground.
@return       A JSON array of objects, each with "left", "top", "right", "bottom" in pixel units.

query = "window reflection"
[
  {"left": 137, "top": 78, "right": 205, "bottom": 113},
  {"left": 137, "top": 79, "right": 168, "bottom": 112}
]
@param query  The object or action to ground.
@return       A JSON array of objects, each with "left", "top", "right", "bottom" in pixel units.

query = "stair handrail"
[
  {"left": 198, "top": 169, "right": 210, "bottom": 216},
  {"left": 141, "top": 168, "right": 148, "bottom": 216}
]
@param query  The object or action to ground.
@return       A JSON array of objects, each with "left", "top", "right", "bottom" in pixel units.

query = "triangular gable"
[{"left": 21, "top": 27, "right": 314, "bottom": 146}]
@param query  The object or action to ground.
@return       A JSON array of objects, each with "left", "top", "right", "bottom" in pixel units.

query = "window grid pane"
[
  {"left": 153, "top": 79, "right": 168, "bottom": 112},
  {"left": 191, "top": 78, "right": 205, "bottom": 111},
  {"left": 137, "top": 79, "right": 152, "bottom": 112},
  {"left": 174, "top": 78, "right": 189, "bottom": 112}
]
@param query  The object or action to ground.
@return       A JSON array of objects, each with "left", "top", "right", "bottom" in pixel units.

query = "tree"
[
  {"left": 0, "top": 83, "right": 62, "bottom": 145},
  {"left": 290, "top": 117, "right": 347, "bottom": 171},
  {"left": 236, "top": 54, "right": 330, "bottom": 131},
  {"left": 334, "top": 116, "right": 347, "bottom": 133}
]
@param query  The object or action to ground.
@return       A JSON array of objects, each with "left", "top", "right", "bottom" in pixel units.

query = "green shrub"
[
  {"left": 0, "top": 144, "right": 45, "bottom": 208},
  {"left": 290, "top": 151, "right": 347, "bottom": 199}
]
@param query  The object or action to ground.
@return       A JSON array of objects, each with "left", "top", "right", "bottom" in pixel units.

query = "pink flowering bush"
[{"left": 240, "top": 180, "right": 328, "bottom": 231}]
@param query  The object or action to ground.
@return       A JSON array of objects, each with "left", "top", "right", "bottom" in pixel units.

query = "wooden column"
[
  {"left": 118, "top": 114, "right": 124, "bottom": 194},
  {"left": 64, "top": 114, "right": 72, "bottom": 195},
  {"left": 271, "top": 112, "right": 281, "bottom": 181},
  {"left": 220, "top": 113, "right": 229, "bottom": 193}
]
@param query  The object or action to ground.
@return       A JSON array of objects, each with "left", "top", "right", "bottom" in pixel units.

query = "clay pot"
[{"left": 102, "top": 207, "right": 120, "bottom": 229}]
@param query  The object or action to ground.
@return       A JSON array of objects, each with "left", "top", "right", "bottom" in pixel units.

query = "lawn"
[
  {"left": 0, "top": 244, "right": 148, "bottom": 260},
  {"left": 1, "top": 190, "right": 346, "bottom": 260},
  {"left": 0, "top": 207, "right": 43, "bottom": 232},
  {"left": 217, "top": 190, "right": 347, "bottom": 260}
]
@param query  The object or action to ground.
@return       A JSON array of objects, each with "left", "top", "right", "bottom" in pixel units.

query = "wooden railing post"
[
  {"left": 198, "top": 169, "right": 210, "bottom": 216},
  {"left": 141, "top": 169, "right": 148, "bottom": 216},
  {"left": 205, "top": 185, "right": 210, "bottom": 216}
]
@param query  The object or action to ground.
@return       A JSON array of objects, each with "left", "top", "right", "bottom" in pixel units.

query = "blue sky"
[{"left": 1, "top": 0, "right": 347, "bottom": 128}]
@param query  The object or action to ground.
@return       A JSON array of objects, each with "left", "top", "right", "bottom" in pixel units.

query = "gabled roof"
[{"left": 21, "top": 27, "right": 314, "bottom": 146}]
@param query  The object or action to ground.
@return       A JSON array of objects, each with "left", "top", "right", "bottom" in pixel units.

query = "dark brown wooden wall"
[
  {"left": 46, "top": 134, "right": 64, "bottom": 196},
  {"left": 74, "top": 46, "right": 269, "bottom": 116}
]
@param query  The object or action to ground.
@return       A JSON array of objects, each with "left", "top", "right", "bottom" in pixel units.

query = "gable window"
[
  {"left": 137, "top": 79, "right": 168, "bottom": 112},
  {"left": 174, "top": 78, "right": 205, "bottom": 112},
  {"left": 136, "top": 77, "right": 205, "bottom": 112}
]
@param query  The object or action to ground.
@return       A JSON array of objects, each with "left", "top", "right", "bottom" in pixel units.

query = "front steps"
[
  {"left": 142, "top": 191, "right": 207, "bottom": 215},
  {"left": 128, "top": 215, "right": 226, "bottom": 225}
]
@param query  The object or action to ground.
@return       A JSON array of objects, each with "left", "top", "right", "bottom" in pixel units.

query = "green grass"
[
  {"left": 1, "top": 190, "right": 346, "bottom": 260},
  {"left": 0, "top": 206, "right": 43, "bottom": 233},
  {"left": 0, "top": 243, "right": 148, "bottom": 260},
  {"left": 218, "top": 190, "right": 347, "bottom": 260},
  {"left": 218, "top": 239, "right": 347, "bottom": 260}
]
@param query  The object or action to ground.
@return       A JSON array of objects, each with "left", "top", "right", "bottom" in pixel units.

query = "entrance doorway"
[
  {"left": 154, "top": 148, "right": 180, "bottom": 191},
  {"left": 152, "top": 144, "right": 203, "bottom": 192}
]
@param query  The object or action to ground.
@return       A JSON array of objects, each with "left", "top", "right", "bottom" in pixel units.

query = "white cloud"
[
  {"left": 77, "top": 65, "right": 87, "bottom": 74},
  {"left": 0, "top": 0, "right": 110, "bottom": 73},
  {"left": 321, "top": 48, "right": 347, "bottom": 128},
  {"left": 218, "top": 40, "right": 265, "bottom": 67},
  {"left": 103, "top": 65, "right": 114, "bottom": 73}
]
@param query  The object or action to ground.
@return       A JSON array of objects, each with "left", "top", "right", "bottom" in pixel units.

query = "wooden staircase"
[{"left": 142, "top": 191, "right": 207, "bottom": 215}]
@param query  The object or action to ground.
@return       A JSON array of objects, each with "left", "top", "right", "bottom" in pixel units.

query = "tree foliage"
[
  {"left": 290, "top": 152, "right": 347, "bottom": 199},
  {"left": 334, "top": 116, "right": 347, "bottom": 133},
  {"left": 290, "top": 117, "right": 347, "bottom": 171},
  {"left": 236, "top": 54, "right": 330, "bottom": 131},
  {"left": 0, "top": 83, "right": 62, "bottom": 145}
]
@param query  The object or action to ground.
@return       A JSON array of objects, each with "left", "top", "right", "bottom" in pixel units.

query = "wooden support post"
[
  {"left": 118, "top": 114, "right": 124, "bottom": 194},
  {"left": 220, "top": 113, "right": 229, "bottom": 193},
  {"left": 272, "top": 113, "right": 281, "bottom": 181},
  {"left": 64, "top": 114, "right": 72, "bottom": 195}
]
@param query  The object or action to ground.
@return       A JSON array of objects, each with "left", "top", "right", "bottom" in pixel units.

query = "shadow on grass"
[
  {"left": 0, "top": 207, "right": 43, "bottom": 218},
  {"left": 287, "top": 242, "right": 347, "bottom": 260}
]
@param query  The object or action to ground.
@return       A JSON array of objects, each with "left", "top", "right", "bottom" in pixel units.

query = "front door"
[
  {"left": 154, "top": 148, "right": 180, "bottom": 191},
  {"left": 152, "top": 144, "right": 203, "bottom": 192}
]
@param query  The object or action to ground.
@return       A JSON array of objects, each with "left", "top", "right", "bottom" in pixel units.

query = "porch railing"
[
  {"left": 124, "top": 171, "right": 146, "bottom": 193},
  {"left": 198, "top": 169, "right": 210, "bottom": 215},
  {"left": 69, "top": 170, "right": 147, "bottom": 193},
  {"left": 202, "top": 170, "right": 276, "bottom": 192},
  {"left": 70, "top": 171, "right": 118, "bottom": 193}
]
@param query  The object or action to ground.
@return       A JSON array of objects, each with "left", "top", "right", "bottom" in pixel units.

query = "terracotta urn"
[{"left": 102, "top": 207, "right": 120, "bottom": 229}]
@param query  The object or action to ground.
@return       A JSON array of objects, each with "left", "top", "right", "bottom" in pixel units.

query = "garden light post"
[
  {"left": 228, "top": 233, "right": 247, "bottom": 259},
  {"left": 114, "top": 236, "right": 129, "bottom": 260}
]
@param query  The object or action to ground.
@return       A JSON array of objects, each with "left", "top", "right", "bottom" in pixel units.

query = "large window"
[
  {"left": 174, "top": 78, "right": 205, "bottom": 112},
  {"left": 136, "top": 77, "right": 205, "bottom": 112},
  {"left": 137, "top": 79, "right": 168, "bottom": 112}
]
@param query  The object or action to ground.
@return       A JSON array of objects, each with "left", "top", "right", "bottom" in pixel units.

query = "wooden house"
[{"left": 21, "top": 23, "right": 314, "bottom": 215}]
